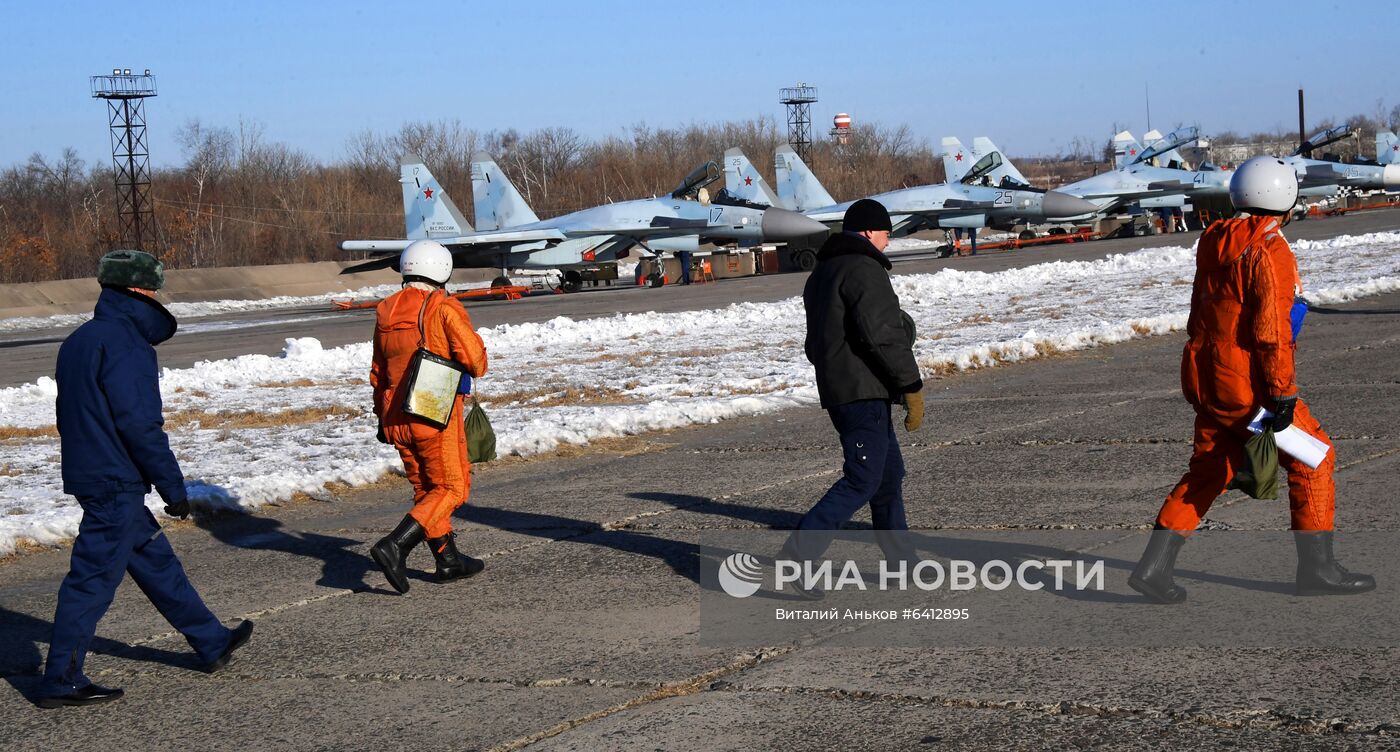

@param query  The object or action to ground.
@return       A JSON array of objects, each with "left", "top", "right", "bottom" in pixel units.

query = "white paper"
[{"left": 1248, "top": 407, "right": 1332, "bottom": 469}]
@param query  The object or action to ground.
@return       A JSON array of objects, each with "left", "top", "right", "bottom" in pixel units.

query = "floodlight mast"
[
  {"left": 90, "top": 69, "right": 158, "bottom": 252},
  {"left": 780, "top": 84, "right": 818, "bottom": 161}
]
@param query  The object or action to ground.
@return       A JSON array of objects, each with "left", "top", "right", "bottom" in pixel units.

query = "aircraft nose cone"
[
  {"left": 1041, "top": 190, "right": 1099, "bottom": 219},
  {"left": 761, "top": 207, "right": 830, "bottom": 241}
]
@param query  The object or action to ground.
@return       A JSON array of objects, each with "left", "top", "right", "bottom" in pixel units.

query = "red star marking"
[
  {"left": 1129, "top": 148, "right": 1137, "bottom": 155},
  {"left": 1393, "top": 145, "right": 1398, "bottom": 152},
  {"left": 744, "top": 176, "right": 753, "bottom": 186},
  {"left": 423, "top": 187, "right": 434, "bottom": 199},
  {"left": 955, "top": 152, "right": 963, "bottom": 161}
]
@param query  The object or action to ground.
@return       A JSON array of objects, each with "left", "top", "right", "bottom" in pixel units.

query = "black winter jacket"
[
  {"left": 56, "top": 287, "right": 186, "bottom": 502},
  {"left": 803, "top": 232, "right": 922, "bottom": 408}
]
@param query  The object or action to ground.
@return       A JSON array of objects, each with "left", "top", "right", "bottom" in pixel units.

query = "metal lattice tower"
[
  {"left": 91, "top": 69, "right": 158, "bottom": 251},
  {"left": 779, "top": 84, "right": 818, "bottom": 160}
]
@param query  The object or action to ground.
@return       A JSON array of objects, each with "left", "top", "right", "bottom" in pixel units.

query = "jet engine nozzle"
[
  {"left": 1041, "top": 190, "right": 1099, "bottom": 219},
  {"left": 761, "top": 208, "right": 830, "bottom": 241}
]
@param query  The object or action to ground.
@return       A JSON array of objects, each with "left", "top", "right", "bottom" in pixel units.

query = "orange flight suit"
[
  {"left": 1155, "top": 215, "right": 1335, "bottom": 532},
  {"left": 371, "top": 287, "right": 488, "bottom": 539}
]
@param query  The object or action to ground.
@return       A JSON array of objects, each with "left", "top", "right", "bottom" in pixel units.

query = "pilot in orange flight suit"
[
  {"left": 1128, "top": 156, "right": 1375, "bottom": 603},
  {"left": 369, "top": 240, "right": 488, "bottom": 594}
]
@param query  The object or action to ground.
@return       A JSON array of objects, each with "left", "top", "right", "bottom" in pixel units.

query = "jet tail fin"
[
  {"left": 1138, "top": 127, "right": 1197, "bottom": 169},
  {"left": 971, "top": 137, "right": 1031, "bottom": 187},
  {"left": 401, "top": 154, "right": 473, "bottom": 239},
  {"left": 774, "top": 144, "right": 835, "bottom": 212},
  {"left": 1112, "top": 131, "right": 1144, "bottom": 169},
  {"left": 722, "top": 147, "right": 785, "bottom": 208},
  {"left": 941, "top": 137, "right": 971, "bottom": 182},
  {"left": 1379, "top": 131, "right": 1398, "bottom": 165},
  {"left": 470, "top": 152, "right": 541, "bottom": 231}
]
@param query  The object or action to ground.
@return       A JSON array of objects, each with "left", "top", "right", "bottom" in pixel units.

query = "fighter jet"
[
  {"left": 341, "top": 154, "right": 827, "bottom": 290},
  {"left": 1284, "top": 126, "right": 1400, "bottom": 197},
  {"left": 1031, "top": 128, "right": 1233, "bottom": 215},
  {"left": 721, "top": 144, "right": 1097, "bottom": 267}
]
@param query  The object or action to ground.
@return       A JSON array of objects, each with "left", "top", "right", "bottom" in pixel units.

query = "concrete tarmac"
[{"left": 1, "top": 211, "right": 1398, "bottom": 750}]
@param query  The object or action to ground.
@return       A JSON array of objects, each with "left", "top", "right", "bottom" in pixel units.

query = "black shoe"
[
  {"left": 1128, "top": 528, "right": 1189, "bottom": 604},
  {"left": 427, "top": 533, "right": 485, "bottom": 583},
  {"left": 371, "top": 515, "right": 426, "bottom": 594},
  {"left": 206, "top": 619, "right": 254, "bottom": 673},
  {"left": 37, "top": 683, "right": 124, "bottom": 708},
  {"left": 1295, "top": 531, "right": 1376, "bottom": 596}
]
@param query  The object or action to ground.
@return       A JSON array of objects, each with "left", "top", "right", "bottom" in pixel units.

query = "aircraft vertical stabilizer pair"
[
  {"left": 341, "top": 153, "right": 828, "bottom": 288},
  {"left": 722, "top": 143, "right": 1097, "bottom": 244}
]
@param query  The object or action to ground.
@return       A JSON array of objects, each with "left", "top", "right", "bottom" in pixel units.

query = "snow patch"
[{"left": 2, "top": 231, "right": 1399, "bottom": 555}]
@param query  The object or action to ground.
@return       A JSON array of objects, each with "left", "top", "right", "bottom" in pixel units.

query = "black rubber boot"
[
  {"left": 370, "top": 515, "right": 425, "bottom": 594},
  {"left": 1128, "top": 528, "right": 1189, "bottom": 604},
  {"left": 427, "top": 533, "right": 485, "bottom": 583},
  {"left": 1295, "top": 531, "right": 1376, "bottom": 596}
]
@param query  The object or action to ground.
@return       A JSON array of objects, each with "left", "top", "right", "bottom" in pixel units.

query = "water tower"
[{"left": 830, "top": 112, "right": 852, "bottom": 145}]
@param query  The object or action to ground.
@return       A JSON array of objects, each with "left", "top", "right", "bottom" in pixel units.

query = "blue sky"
[{"left": 2, "top": 0, "right": 1392, "bottom": 169}]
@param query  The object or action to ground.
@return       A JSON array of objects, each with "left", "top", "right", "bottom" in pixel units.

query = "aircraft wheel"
[
  {"left": 1018, "top": 230, "right": 1036, "bottom": 241},
  {"left": 794, "top": 249, "right": 818, "bottom": 272},
  {"left": 1047, "top": 227, "right": 1066, "bottom": 236},
  {"left": 646, "top": 272, "right": 664, "bottom": 288},
  {"left": 936, "top": 245, "right": 953, "bottom": 258},
  {"left": 560, "top": 271, "right": 582, "bottom": 294},
  {"left": 491, "top": 275, "right": 513, "bottom": 288}
]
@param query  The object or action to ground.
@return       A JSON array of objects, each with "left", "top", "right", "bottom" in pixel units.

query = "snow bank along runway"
[{"left": 1, "top": 231, "right": 1398, "bottom": 556}]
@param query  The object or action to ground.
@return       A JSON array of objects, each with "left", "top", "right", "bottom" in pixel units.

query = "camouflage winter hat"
[{"left": 97, "top": 250, "right": 165, "bottom": 290}]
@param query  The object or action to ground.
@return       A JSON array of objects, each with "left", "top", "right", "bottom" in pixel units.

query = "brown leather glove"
[{"left": 903, "top": 391, "right": 924, "bottom": 432}]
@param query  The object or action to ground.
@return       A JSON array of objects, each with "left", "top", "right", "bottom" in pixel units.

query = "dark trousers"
[
  {"left": 787, "top": 399, "right": 909, "bottom": 562},
  {"left": 677, "top": 251, "right": 693, "bottom": 284},
  {"left": 43, "top": 490, "right": 230, "bottom": 696}
]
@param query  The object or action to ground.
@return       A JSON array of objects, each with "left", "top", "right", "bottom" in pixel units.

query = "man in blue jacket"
[{"left": 40, "top": 250, "right": 252, "bottom": 708}]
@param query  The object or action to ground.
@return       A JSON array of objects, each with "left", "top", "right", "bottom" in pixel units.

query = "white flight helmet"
[
  {"left": 399, "top": 239, "right": 453, "bottom": 285},
  {"left": 1229, "top": 156, "right": 1298, "bottom": 214}
]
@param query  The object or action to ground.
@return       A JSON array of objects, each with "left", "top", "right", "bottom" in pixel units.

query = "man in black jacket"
[{"left": 785, "top": 199, "right": 924, "bottom": 567}]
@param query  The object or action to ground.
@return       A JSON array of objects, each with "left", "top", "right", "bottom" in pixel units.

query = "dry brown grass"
[
  {"left": 568, "top": 351, "right": 656, "bottom": 368},
  {"left": 0, "top": 425, "right": 57, "bottom": 442},
  {"left": 667, "top": 381, "right": 796, "bottom": 398},
  {"left": 0, "top": 464, "right": 21, "bottom": 477},
  {"left": 165, "top": 404, "right": 364, "bottom": 431},
  {"left": 480, "top": 385, "right": 634, "bottom": 408},
  {"left": 0, "top": 538, "right": 59, "bottom": 563}
]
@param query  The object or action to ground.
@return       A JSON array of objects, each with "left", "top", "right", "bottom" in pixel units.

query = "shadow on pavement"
[
  {"left": 194, "top": 511, "right": 414, "bottom": 594},
  {"left": 0, "top": 606, "right": 200, "bottom": 703}
]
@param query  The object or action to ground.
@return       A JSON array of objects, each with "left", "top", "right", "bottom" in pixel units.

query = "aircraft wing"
[
  {"left": 1076, "top": 179, "right": 1203, "bottom": 202},
  {"left": 931, "top": 199, "right": 998, "bottom": 212},
  {"left": 567, "top": 217, "right": 721, "bottom": 240},
  {"left": 1298, "top": 163, "right": 1363, "bottom": 188}
]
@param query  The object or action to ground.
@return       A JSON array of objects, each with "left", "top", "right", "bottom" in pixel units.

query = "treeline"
[
  {"left": 0, "top": 117, "right": 941, "bottom": 283},
  {"left": 6, "top": 104, "right": 1398, "bottom": 284}
]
